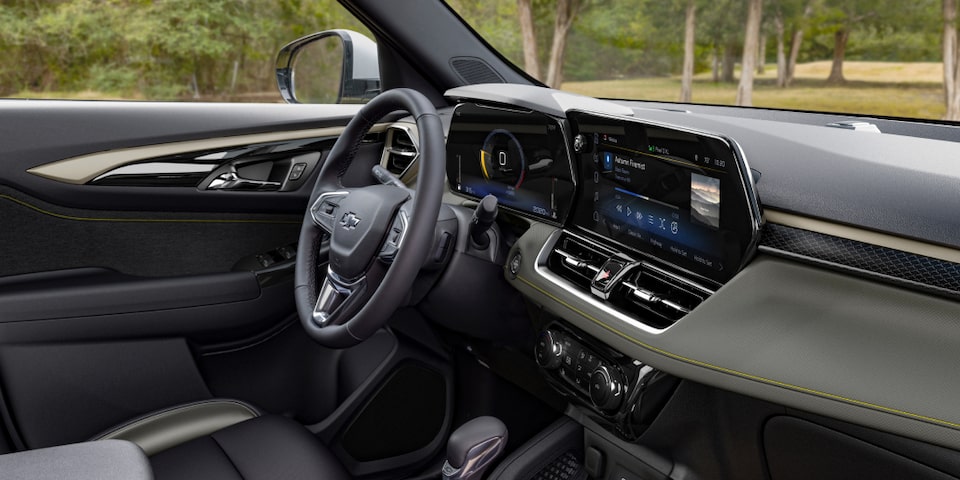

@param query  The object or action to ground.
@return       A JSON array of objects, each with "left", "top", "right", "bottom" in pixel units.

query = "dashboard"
[{"left": 442, "top": 84, "right": 960, "bottom": 452}]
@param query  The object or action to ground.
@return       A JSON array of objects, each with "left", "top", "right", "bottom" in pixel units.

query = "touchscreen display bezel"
[{"left": 568, "top": 110, "right": 761, "bottom": 284}]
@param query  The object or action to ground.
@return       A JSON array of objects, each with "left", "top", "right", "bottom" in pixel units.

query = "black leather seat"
[{"left": 92, "top": 399, "right": 350, "bottom": 480}]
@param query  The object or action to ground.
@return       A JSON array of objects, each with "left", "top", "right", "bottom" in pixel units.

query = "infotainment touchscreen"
[
  {"left": 568, "top": 111, "right": 759, "bottom": 283},
  {"left": 446, "top": 103, "right": 575, "bottom": 224}
]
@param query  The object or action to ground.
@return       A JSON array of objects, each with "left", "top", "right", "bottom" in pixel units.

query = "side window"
[{"left": 0, "top": 1, "right": 374, "bottom": 103}]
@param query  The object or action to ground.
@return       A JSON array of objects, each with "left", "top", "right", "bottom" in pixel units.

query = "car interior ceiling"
[{"left": 3, "top": 0, "right": 960, "bottom": 480}]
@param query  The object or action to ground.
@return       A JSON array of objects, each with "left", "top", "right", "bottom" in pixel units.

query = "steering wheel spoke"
[
  {"left": 310, "top": 191, "right": 350, "bottom": 234},
  {"left": 378, "top": 201, "right": 411, "bottom": 262},
  {"left": 312, "top": 269, "right": 367, "bottom": 327}
]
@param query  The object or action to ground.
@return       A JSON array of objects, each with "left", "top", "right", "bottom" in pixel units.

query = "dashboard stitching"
[
  {"left": 514, "top": 273, "right": 960, "bottom": 431},
  {"left": 0, "top": 194, "right": 301, "bottom": 225}
]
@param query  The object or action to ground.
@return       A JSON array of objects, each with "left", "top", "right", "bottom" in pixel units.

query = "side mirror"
[{"left": 276, "top": 29, "right": 380, "bottom": 104}]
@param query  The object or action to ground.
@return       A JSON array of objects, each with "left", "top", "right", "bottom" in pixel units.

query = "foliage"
[
  {"left": 0, "top": 0, "right": 951, "bottom": 114},
  {"left": 0, "top": 0, "right": 369, "bottom": 99}
]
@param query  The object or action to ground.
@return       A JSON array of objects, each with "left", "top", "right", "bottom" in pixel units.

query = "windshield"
[{"left": 448, "top": 0, "right": 956, "bottom": 122}]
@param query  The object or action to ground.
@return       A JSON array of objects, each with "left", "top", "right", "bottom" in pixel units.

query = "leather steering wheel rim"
[{"left": 294, "top": 88, "right": 445, "bottom": 348}]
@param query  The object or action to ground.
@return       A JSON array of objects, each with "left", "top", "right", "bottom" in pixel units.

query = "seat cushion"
[{"left": 150, "top": 414, "right": 350, "bottom": 480}]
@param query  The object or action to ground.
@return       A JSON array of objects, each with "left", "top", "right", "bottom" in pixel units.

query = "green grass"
[{"left": 562, "top": 61, "right": 947, "bottom": 120}]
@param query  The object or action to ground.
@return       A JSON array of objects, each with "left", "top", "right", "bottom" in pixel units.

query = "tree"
[
  {"left": 821, "top": 0, "right": 897, "bottom": 84},
  {"left": 680, "top": 0, "right": 696, "bottom": 102},
  {"left": 945, "top": 0, "right": 960, "bottom": 119},
  {"left": 785, "top": 1, "right": 814, "bottom": 86},
  {"left": 736, "top": 0, "right": 763, "bottom": 105},
  {"left": 545, "top": 0, "right": 585, "bottom": 88},
  {"left": 518, "top": 0, "right": 541, "bottom": 79},
  {"left": 700, "top": 0, "right": 746, "bottom": 83}
]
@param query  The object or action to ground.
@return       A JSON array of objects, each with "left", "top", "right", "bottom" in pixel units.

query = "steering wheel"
[{"left": 294, "top": 88, "right": 445, "bottom": 348}]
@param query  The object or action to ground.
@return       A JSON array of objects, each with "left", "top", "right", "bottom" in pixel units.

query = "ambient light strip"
[
  {"left": 27, "top": 125, "right": 387, "bottom": 185},
  {"left": 513, "top": 273, "right": 960, "bottom": 431},
  {"left": 765, "top": 209, "right": 960, "bottom": 264},
  {"left": 0, "top": 194, "right": 299, "bottom": 225}
]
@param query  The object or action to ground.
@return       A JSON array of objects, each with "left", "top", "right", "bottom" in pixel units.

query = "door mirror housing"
[{"left": 276, "top": 29, "right": 380, "bottom": 104}]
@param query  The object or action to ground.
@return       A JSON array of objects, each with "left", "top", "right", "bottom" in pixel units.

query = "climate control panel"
[{"left": 535, "top": 323, "right": 679, "bottom": 439}]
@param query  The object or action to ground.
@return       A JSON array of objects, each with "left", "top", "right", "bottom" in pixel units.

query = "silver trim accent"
[
  {"left": 310, "top": 191, "right": 350, "bottom": 232},
  {"left": 560, "top": 229, "right": 715, "bottom": 296},
  {"left": 533, "top": 230, "right": 670, "bottom": 335},
  {"left": 27, "top": 125, "right": 377, "bottom": 185},
  {"left": 554, "top": 248, "right": 602, "bottom": 273},
  {"left": 380, "top": 124, "right": 420, "bottom": 181},
  {"left": 91, "top": 162, "right": 216, "bottom": 182},
  {"left": 207, "top": 166, "right": 282, "bottom": 191}
]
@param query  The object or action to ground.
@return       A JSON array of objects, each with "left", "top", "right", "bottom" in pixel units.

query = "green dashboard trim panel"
[
  {"left": 514, "top": 272, "right": 960, "bottom": 430},
  {"left": 508, "top": 223, "right": 960, "bottom": 450}
]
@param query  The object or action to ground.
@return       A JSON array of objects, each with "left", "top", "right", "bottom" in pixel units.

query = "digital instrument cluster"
[
  {"left": 446, "top": 103, "right": 575, "bottom": 224},
  {"left": 568, "top": 111, "right": 760, "bottom": 283}
]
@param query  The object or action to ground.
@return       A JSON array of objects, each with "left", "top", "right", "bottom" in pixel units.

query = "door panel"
[{"left": 0, "top": 101, "right": 362, "bottom": 447}]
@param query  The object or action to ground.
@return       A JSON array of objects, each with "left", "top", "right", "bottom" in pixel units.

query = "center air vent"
[
  {"left": 382, "top": 127, "right": 418, "bottom": 177},
  {"left": 545, "top": 232, "right": 709, "bottom": 329},
  {"left": 547, "top": 234, "right": 612, "bottom": 289}
]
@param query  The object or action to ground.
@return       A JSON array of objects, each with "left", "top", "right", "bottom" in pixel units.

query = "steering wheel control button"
[
  {"left": 310, "top": 191, "right": 349, "bottom": 233},
  {"left": 378, "top": 211, "right": 408, "bottom": 262},
  {"left": 590, "top": 258, "right": 628, "bottom": 299}
]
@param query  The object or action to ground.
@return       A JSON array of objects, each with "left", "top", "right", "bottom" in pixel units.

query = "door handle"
[{"left": 206, "top": 166, "right": 281, "bottom": 191}]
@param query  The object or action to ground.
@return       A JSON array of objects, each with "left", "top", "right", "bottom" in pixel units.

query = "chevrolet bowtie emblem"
[{"left": 339, "top": 212, "right": 361, "bottom": 230}]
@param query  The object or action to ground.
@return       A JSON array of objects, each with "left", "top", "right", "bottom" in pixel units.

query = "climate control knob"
[
  {"left": 535, "top": 331, "right": 563, "bottom": 370},
  {"left": 589, "top": 365, "right": 625, "bottom": 412}
]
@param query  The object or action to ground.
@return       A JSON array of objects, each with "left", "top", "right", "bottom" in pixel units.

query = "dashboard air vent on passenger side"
[
  {"left": 383, "top": 127, "right": 418, "bottom": 176},
  {"left": 612, "top": 268, "right": 707, "bottom": 329}
]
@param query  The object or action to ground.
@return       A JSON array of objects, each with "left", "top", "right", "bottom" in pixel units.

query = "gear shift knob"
[{"left": 442, "top": 416, "right": 508, "bottom": 480}]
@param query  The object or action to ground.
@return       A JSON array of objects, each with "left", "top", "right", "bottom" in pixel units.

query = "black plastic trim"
[{"left": 760, "top": 223, "right": 960, "bottom": 300}]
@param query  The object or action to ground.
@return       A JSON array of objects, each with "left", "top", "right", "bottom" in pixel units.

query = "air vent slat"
[
  {"left": 383, "top": 127, "right": 418, "bottom": 176},
  {"left": 545, "top": 232, "right": 707, "bottom": 329}
]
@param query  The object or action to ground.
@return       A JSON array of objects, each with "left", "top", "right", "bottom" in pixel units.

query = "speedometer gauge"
[{"left": 480, "top": 129, "right": 526, "bottom": 189}]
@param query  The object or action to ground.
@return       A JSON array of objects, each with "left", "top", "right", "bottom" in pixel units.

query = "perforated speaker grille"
[{"left": 451, "top": 57, "right": 505, "bottom": 84}]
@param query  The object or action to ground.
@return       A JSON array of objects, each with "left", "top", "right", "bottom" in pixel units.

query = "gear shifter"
[{"left": 442, "top": 416, "right": 508, "bottom": 480}]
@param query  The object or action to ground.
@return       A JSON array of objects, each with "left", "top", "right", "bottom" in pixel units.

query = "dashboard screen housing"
[
  {"left": 568, "top": 111, "right": 759, "bottom": 284},
  {"left": 446, "top": 103, "right": 575, "bottom": 224}
]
